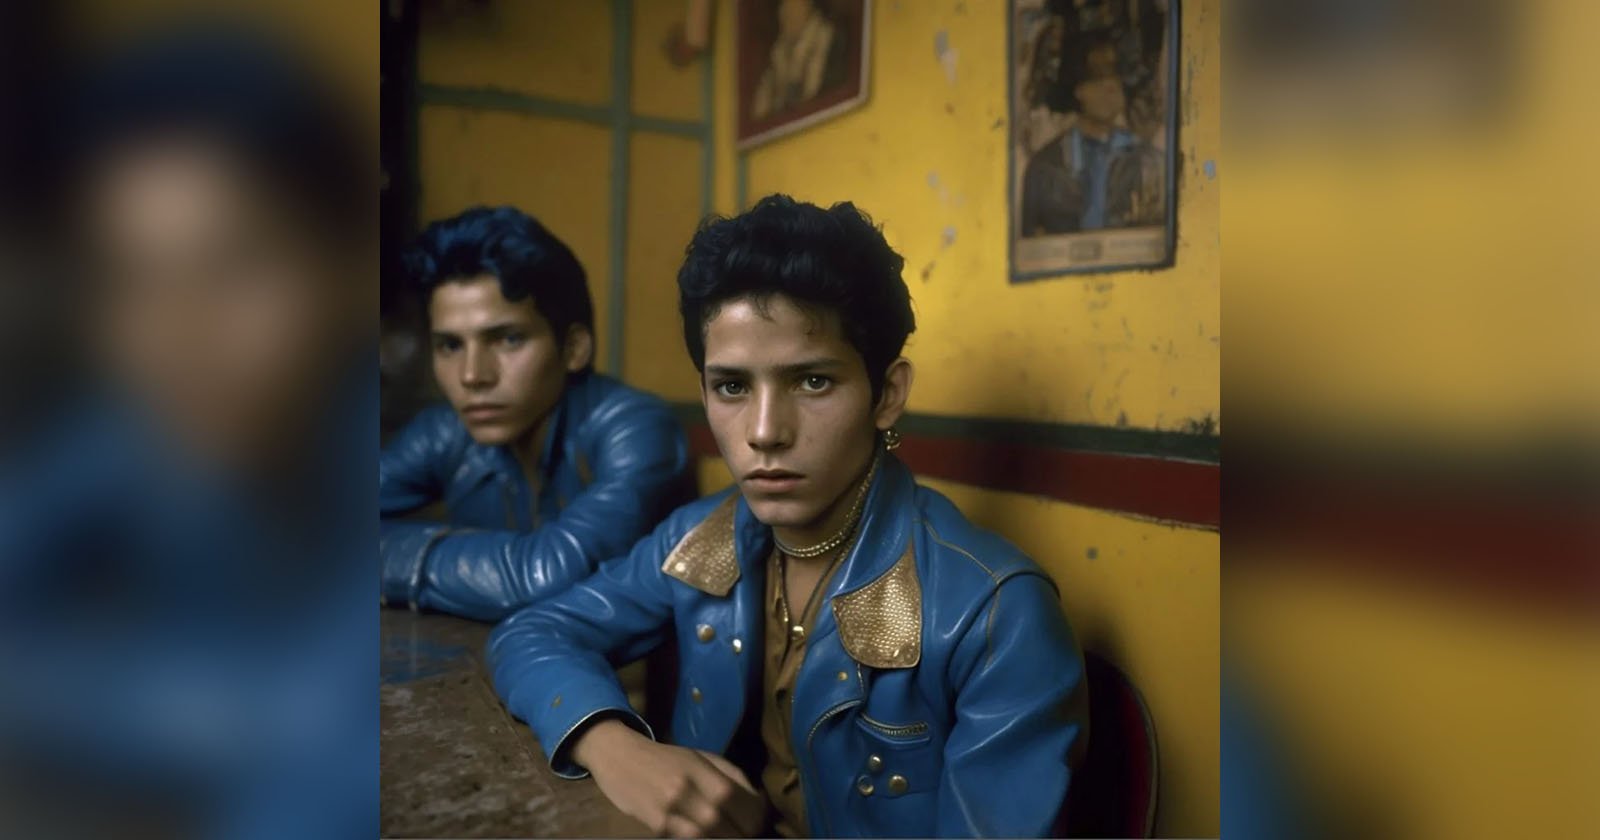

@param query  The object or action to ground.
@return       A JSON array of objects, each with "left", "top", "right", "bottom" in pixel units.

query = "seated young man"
[
  {"left": 489, "top": 195, "right": 1088, "bottom": 837},
  {"left": 381, "top": 206, "right": 690, "bottom": 621}
]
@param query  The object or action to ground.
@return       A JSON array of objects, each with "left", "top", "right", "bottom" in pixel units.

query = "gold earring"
[{"left": 882, "top": 427, "right": 902, "bottom": 451}]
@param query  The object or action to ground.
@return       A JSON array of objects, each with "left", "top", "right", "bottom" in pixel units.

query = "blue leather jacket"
[
  {"left": 489, "top": 454, "right": 1088, "bottom": 837},
  {"left": 380, "top": 372, "right": 690, "bottom": 621}
]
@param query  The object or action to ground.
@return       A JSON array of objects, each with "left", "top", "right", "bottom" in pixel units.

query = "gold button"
[
  {"left": 731, "top": 638, "right": 743, "bottom": 654},
  {"left": 888, "top": 774, "right": 908, "bottom": 795},
  {"left": 674, "top": 561, "right": 687, "bottom": 573},
  {"left": 697, "top": 624, "right": 715, "bottom": 642},
  {"left": 856, "top": 777, "right": 874, "bottom": 796},
  {"left": 866, "top": 754, "right": 883, "bottom": 773},
  {"left": 789, "top": 625, "right": 806, "bottom": 641},
  {"left": 690, "top": 687, "right": 703, "bottom": 703},
  {"left": 837, "top": 670, "right": 849, "bottom": 681}
]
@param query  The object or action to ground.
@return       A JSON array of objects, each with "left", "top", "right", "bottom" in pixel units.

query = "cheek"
[
  {"left": 704, "top": 401, "right": 744, "bottom": 449},
  {"left": 431, "top": 353, "right": 456, "bottom": 390},
  {"left": 502, "top": 342, "right": 566, "bottom": 398}
]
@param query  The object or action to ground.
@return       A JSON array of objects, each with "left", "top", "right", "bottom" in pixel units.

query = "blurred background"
[
  {"left": 1, "top": 1, "right": 376, "bottom": 838},
  {"left": 1226, "top": 0, "right": 1599, "bottom": 837}
]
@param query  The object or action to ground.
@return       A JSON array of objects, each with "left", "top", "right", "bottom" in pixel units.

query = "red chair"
[{"left": 1064, "top": 650, "right": 1159, "bottom": 838}]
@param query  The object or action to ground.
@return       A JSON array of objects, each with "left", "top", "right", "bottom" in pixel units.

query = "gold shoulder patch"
[
  {"left": 661, "top": 494, "right": 740, "bottom": 596},
  {"left": 831, "top": 543, "right": 922, "bottom": 669}
]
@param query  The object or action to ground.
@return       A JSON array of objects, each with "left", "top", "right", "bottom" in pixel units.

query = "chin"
[
  {"left": 743, "top": 495, "right": 821, "bottom": 529},
  {"left": 464, "top": 425, "right": 516, "bottom": 446}
]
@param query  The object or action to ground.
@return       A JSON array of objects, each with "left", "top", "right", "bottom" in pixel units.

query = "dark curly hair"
[
  {"left": 405, "top": 206, "right": 594, "bottom": 366},
  {"left": 677, "top": 194, "right": 914, "bottom": 400}
]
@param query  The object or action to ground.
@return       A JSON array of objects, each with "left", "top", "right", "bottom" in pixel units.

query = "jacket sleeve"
[
  {"left": 377, "top": 405, "right": 458, "bottom": 606},
  {"left": 936, "top": 572, "right": 1088, "bottom": 837},
  {"left": 378, "top": 404, "right": 455, "bottom": 517},
  {"left": 405, "top": 397, "right": 687, "bottom": 621},
  {"left": 487, "top": 510, "right": 687, "bottom": 779},
  {"left": 382, "top": 397, "right": 690, "bottom": 621}
]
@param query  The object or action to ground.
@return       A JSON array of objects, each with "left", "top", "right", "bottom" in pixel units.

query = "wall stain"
[
  {"left": 1179, "top": 413, "right": 1218, "bottom": 436},
  {"left": 934, "top": 30, "right": 959, "bottom": 85}
]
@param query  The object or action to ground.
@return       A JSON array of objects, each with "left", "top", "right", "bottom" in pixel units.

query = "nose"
[
  {"left": 460, "top": 343, "right": 497, "bottom": 390},
  {"left": 747, "top": 386, "right": 794, "bottom": 453}
]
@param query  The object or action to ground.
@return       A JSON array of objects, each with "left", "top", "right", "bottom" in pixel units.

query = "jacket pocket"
[{"left": 855, "top": 713, "right": 933, "bottom": 747}]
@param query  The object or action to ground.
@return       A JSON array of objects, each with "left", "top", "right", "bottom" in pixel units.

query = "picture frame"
[
  {"left": 1009, "top": 0, "right": 1179, "bottom": 279},
  {"left": 736, "top": 0, "right": 872, "bottom": 150}
]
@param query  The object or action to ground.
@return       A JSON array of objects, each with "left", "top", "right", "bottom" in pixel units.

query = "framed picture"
[
  {"left": 1009, "top": 0, "right": 1178, "bottom": 279},
  {"left": 736, "top": 0, "right": 872, "bottom": 150}
]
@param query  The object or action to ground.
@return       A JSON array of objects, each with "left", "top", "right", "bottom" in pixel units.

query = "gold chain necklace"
[
  {"left": 772, "top": 450, "right": 879, "bottom": 559},
  {"left": 776, "top": 535, "right": 853, "bottom": 642}
]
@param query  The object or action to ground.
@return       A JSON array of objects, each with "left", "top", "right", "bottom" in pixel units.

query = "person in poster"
[
  {"left": 751, "top": 0, "right": 851, "bottom": 120},
  {"left": 1020, "top": 34, "right": 1165, "bottom": 235}
]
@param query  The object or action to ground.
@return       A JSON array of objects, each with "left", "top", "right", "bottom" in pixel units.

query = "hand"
[{"left": 572, "top": 718, "right": 766, "bottom": 838}]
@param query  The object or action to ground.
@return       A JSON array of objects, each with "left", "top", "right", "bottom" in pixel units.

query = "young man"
[
  {"left": 380, "top": 206, "right": 690, "bottom": 621},
  {"left": 489, "top": 195, "right": 1088, "bottom": 837}
]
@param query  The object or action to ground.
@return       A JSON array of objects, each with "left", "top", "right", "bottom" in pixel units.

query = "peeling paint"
[
  {"left": 1203, "top": 159, "right": 1217, "bottom": 179},
  {"left": 1180, "top": 413, "right": 1218, "bottom": 436},
  {"left": 941, "top": 226, "right": 957, "bottom": 248},
  {"left": 920, "top": 260, "right": 936, "bottom": 282},
  {"left": 934, "top": 31, "right": 959, "bottom": 85}
]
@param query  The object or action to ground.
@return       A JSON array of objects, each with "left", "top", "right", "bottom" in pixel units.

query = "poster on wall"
[
  {"left": 1010, "top": 0, "right": 1178, "bottom": 278},
  {"left": 736, "top": 0, "right": 872, "bottom": 149}
]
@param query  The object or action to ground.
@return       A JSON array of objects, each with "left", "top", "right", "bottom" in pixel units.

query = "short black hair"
[
  {"left": 405, "top": 206, "right": 595, "bottom": 360},
  {"left": 677, "top": 194, "right": 914, "bottom": 399}
]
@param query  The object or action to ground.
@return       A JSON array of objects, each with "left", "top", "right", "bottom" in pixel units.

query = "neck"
[
  {"left": 511, "top": 413, "right": 552, "bottom": 479},
  {"left": 1078, "top": 117, "right": 1114, "bottom": 140},
  {"left": 772, "top": 450, "right": 877, "bottom": 562}
]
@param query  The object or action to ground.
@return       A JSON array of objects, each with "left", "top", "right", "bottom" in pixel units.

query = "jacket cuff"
[
  {"left": 547, "top": 706, "right": 655, "bottom": 780},
  {"left": 513, "top": 671, "right": 655, "bottom": 779},
  {"left": 379, "top": 520, "right": 448, "bottom": 608}
]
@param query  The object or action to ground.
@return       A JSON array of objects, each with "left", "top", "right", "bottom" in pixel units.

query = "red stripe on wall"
[{"left": 683, "top": 423, "right": 1221, "bottom": 530}]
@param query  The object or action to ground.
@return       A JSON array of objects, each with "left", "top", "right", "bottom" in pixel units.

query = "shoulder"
[
  {"left": 574, "top": 374, "right": 679, "bottom": 429},
  {"left": 911, "top": 482, "right": 1053, "bottom": 592},
  {"left": 386, "top": 402, "right": 470, "bottom": 456},
  {"left": 1023, "top": 135, "right": 1070, "bottom": 181}
]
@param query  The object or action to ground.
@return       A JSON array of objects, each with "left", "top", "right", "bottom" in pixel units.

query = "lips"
[
  {"left": 461, "top": 404, "right": 508, "bottom": 422},
  {"left": 744, "top": 468, "right": 804, "bottom": 493}
]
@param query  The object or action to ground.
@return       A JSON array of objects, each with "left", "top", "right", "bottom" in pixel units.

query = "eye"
[
  {"left": 433, "top": 337, "right": 462, "bottom": 355},
  {"left": 498, "top": 332, "right": 526, "bottom": 348},
  {"left": 713, "top": 380, "right": 748, "bottom": 398},
  {"left": 799, "top": 374, "right": 832, "bottom": 393}
]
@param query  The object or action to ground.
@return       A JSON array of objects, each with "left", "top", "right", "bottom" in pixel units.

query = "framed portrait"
[
  {"left": 736, "top": 0, "right": 872, "bottom": 150},
  {"left": 1009, "top": 0, "right": 1179, "bottom": 278}
]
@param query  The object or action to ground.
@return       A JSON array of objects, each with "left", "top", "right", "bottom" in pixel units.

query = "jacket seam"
[{"left": 923, "top": 519, "right": 999, "bottom": 580}]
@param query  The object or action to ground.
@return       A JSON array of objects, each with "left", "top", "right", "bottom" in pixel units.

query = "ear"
[
  {"left": 562, "top": 324, "right": 595, "bottom": 373},
  {"left": 873, "top": 357, "right": 914, "bottom": 432}
]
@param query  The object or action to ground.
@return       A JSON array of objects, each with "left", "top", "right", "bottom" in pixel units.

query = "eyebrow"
[
  {"left": 704, "top": 357, "right": 846, "bottom": 377},
  {"left": 430, "top": 321, "right": 527, "bottom": 340}
]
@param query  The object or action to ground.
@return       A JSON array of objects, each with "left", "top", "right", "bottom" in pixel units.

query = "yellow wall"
[
  {"left": 417, "top": 1, "right": 1219, "bottom": 835},
  {"left": 703, "top": 3, "right": 1221, "bottom": 835}
]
